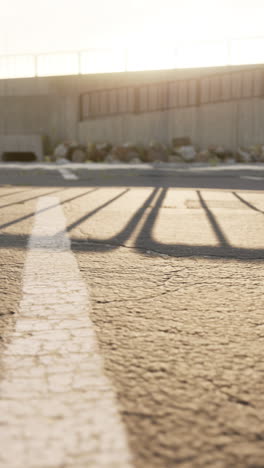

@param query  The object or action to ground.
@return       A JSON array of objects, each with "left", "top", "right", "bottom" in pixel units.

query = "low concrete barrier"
[{"left": 0, "top": 135, "right": 44, "bottom": 161}]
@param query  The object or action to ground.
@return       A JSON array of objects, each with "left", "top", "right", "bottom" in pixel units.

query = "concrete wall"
[
  {"left": 78, "top": 98, "right": 264, "bottom": 151},
  {"left": 78, "top": 106, "right": 199, "bottom": 146},
  {"left": 0, "top": 75, "right": 80, "bottom": 149},
  {"left": 0, "top": 95, "right": 79, "bottom": 147},
  {"left": 198, "top": 98, "right": 264, "bottom": 149},
  {"left": 0, "top": 64, "right": 263, "bottom": 153}
]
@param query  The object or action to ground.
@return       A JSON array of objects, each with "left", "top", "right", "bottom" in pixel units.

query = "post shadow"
[
  {"left": 0, "top": 188, "right": 67, "bottom": 211},
  {"left": 0, "top": 185, "right": 263, "bottom": 260},
  {"left": 0, "top": 188, "right": 159, "bottom": 251},
  {"left": 197, "top": 191, "right": 229, "bottom": 247},
  {"left": 0, "top": 189, "right": 33, "bottom": 199},
  {"left": 0, "top": 188, "right": 99, "bottom": 231},
  {"left": 65, "top": 189, "right": 130, "bottom": 233},
  {"left": 232, "top": 192, "right": 264, "bottom": 214},
  {"left": 71, "top": 187, "right": 160, "bottom": 250},
  {"left": 132, "top": 188, "right": 264, "bottom": 260}
]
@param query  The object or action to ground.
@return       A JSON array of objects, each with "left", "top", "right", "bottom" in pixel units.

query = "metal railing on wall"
[
  {"left": 80, "top": 67, "right": 264, "bottom": 120},
  {"left": 1, "top": 37, "right": 264, "bottom": 80}
]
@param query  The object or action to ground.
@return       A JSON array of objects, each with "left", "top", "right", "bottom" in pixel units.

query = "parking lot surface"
[{"left": 0, "top": 164, "right": 263, "bottom": 467}]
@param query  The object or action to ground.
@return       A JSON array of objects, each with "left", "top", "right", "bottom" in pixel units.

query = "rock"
[
  {"left": 124, "top": 151, "right": 142, "bottom": 162},
  {"left": 70, "top": 148, "right": 86, "bottom": 163},
  {"left": 110, "top": 143, "right": 141, "bottom": 162},
  {"left": 174, "top": 145, "right": 196, "bottom": 162},
  {"left": 104, "top": 154, "right": 121, "bottom": 164},
  {"left": 208, "top": 145, "right": 217, "bottom": 153},
  {"left": 172, "top": 136, "right": 191, "bottom": 147},
  {"left": 207, "top": 145, "right": 233, "bottom": 161},
  {"left": 87, "top": 142, "right": 112, "bottom": 162},
  {"left": 128, "top": 157, "right": 142, "bottom": 164},
  {"left": 54, "top": 141, "right": 87, "bottom": 162},
  {"left": 258, "top": 145, "right": 264, "bottom": 162},
  {"left": 134, "top": 143, "right": 147, "bottom": 162},
  {"left": 196, "top": 150, "right": 211, "bottom": 163},
  {"left": 146, "top": 141, "right": 168, "bottom": 162},
  {"left": 110, "top": 145, "right": 123, "bottom": 157},
  {"left": 147, "top": 149, "right": 162, "bottom": 162},
  {"left": 122, "top": 142, "right": 137, "bottom": 150},
  {"left": 168, "top": 155, "right": 183, "bottom": 163},
  {"left": 56, "top": 158, "right": 69, "bottom": 165},
  {"left": 87, "top": 142, "right": 96, "bottom": 160},
  {"left": 259, "top": 147, "right": 264, "bottom": 162},
  {"left": 148, "top": 141, "right": 164, "bottom": 151},
  {"left": 111, "top": 142, "right": 148, "bottom": 162},
  {"left": 54, "top": 143, "right": 69, "bottom": 160},
  {"left": 208, "top": 155, "right": 220, "bottom": 165},
  {"left": 225, "top": 158, "right": 236, "bottom": 165},
  {"left": 214, "top": 146, "right": 227, "bottom": 160},
  {"left": 236, "top": 148, "right": 252, "bottom": 163},
  {"left": 96, "top": 142, "right": 112, "bottom": 153},
  {"left": 249, "top": 145, "right": 261, "bottom": 162},
  {"left": 215, "top": 145, "right": 225, "bottom": 154}
]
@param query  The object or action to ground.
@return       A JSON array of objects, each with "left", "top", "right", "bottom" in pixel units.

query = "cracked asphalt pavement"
[{"left": 0, "top": 164, "right": 264, "bottom": 467}]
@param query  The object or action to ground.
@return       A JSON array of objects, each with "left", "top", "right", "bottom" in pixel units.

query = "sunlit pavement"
[{"left": 0, "top": 165, "right": 264, "bottom": 468}]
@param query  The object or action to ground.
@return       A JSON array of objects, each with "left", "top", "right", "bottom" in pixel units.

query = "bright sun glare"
[{"left": 0, "top": 0, "right": 264, "bottom": 78}]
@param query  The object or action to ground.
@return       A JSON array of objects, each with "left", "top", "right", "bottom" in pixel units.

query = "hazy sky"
[{"left": 1, "top": 0, "right": 264, "bottom": 55}]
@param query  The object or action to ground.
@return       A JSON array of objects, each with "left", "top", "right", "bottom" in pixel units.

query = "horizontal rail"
[{"left": 0, "top": 37, "right": 264, "bottom": 80}]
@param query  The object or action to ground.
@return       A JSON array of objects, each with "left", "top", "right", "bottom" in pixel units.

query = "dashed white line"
[
  {"left": 240, "top": 176, "right": 264, "bottom": 181},
  {"left": 58, "top": 168, "right": 78, "bottom": 180},
  {"left": 0, "top": 196, "right": 133, "bottom": 468}
]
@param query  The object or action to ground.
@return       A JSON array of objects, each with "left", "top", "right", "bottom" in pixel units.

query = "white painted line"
[
  {"left": 240, "top": 176, "right": 264, "bottom": 181},
  {"left": 0, "top": 196, "right": 133, "bottom": 468},
  {"left": 58, "top": 167, "right": 78, "bottom": 180}
]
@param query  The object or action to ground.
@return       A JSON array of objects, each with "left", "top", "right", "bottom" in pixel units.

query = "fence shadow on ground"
[
  {"left": 0, "top": 185, "right": 263, "bottom": 261},
  {"left": 69, "top": 187, "right": 264, "bottom": 261}
]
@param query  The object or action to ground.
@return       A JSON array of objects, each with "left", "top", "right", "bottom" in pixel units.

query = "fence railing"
[
  {"left": 80, "top": 67, "right": 264, "bottom": 120},
  {"left": 1, "top": 38, "right": 264, "bottom": 80}
]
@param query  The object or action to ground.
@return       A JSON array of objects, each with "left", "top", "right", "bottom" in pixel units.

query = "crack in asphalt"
[
  {"left": 71, "top": 239, "right": 264, "bottom": 261},
  {"left": 95, "top": 281, "right": 212, "bottom": 305}
]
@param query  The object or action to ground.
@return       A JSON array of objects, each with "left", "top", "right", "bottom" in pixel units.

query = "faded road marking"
[
  {"left": 240, "top": 176, "right": 264, "bottom": 181},
  {"left": 0, "top": 196, "right": 133, "bottom": 468},
  {"left": 58, "top": 168, "right": 78, "bottom": 180}
]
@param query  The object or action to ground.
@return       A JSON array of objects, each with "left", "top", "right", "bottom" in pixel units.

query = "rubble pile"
[
  {"left": 146, "top": 141, "right": 169, "bottom": 162},
  {"left": 52, "top": 138, "right": 264, "bottom": 165},
  {"left": 53, "top": 142, "right": 86, "bottom": 163}
]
